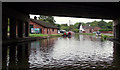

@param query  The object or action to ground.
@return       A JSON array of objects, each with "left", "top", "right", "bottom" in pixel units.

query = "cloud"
[
  {"left": 53, "top": 16, "right": 112, "bottom": 25},
  {"left": 29, "top": 14, "right": 113, "bottom": 25}
]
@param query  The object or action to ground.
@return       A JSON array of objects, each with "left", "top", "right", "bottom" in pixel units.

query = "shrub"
[
  {"left": 99, "top": 29, "right": 112, "bottom": 31},
  {"left": 72, "top": 29, "right": 79, "bottom": 33}
]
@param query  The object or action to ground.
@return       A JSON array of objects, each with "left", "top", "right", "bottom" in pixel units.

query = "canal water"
[{"left": 2, "top": 34, "right": 120, "bottom": 70}]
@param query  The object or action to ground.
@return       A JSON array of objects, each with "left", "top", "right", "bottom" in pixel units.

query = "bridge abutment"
[
  {"left": 113, "top": 18, "right": 120, "bottom": 40},
  {"left": 2, "top": 6, "right": 29, "bottom": 41}
]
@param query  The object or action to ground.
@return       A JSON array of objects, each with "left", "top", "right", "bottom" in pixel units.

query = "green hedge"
[{"left": 99, "top": 29, "right": 112, "bottom": 31}]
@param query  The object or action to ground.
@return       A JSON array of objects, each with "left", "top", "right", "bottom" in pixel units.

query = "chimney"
[{"left": 34, "top": 16, "right": 37, "bottom": 20}]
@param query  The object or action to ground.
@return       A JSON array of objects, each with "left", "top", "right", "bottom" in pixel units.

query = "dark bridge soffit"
[{"left": 3, "top": 2, "right": 120, "bottom": 20}]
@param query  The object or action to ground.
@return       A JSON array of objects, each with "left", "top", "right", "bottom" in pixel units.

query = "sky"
[{"left": 30, "top": 14, "right": 113, "bottom": 25}]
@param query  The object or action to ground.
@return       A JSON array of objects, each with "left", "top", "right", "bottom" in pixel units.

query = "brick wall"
[
  {"left": 84, "top": 29, "right": 93, "bottom": 33},
  {"left": 93, "top": 27, "right": 101, "bottom": 32},
  {"left": 43, "top": 28, "right": 58, "bottom": 34},
  {"left": 30, "top": 21, "right": 44, "bottom": 34},
  {"left": 53, "top": 29, "right": 58, "bottom": 34},
  {"left": 30, "top": 21, "right": 58, "bottom": 34},
  {"left": 44, "top": 28, "right": 48, "bottom": 34}
]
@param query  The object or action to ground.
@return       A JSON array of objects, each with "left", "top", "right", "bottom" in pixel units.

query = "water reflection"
[
  {"left": 2, "top": 43, "right": 30, "bottom": 70},
  {"left": 2, "top": 35, "right": 120, "bottom": 70},
  {"left": 29, "top": 38, "right": 58, "bottom": 69},
  {"left": 113, "top": 43, "right": 120, "bottom": 70}
]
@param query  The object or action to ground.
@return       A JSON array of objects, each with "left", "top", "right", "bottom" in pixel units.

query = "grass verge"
[
  {"left": 29, "top": 34, "right": 62, "bottom": 37},
  {"left": 101, "top": 34, "right": 114, "bottom": 40},
  {"left": 29, "top": 34, "right": 48, "bottom": 37}
]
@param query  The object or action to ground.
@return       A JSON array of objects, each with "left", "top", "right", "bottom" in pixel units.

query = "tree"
[
  {"left": 107, "top": 21, "right": 113, "bottom": 29},
  {"left": 61, "top": 24, "right": 68, "bottom": 26},
  {"left": 73, "top": 19, "right": 113, "bottom": 31},
  {"left": 69, "top": 25, "right": 75, "bottom": 31},
  {"left": 55, "top": 24, "right": 61, "bottom": 30},
  {"left": 60, "top": 26, "right": 69, "bottom": 31},
  {"left": 38, "top": 15, "right": 48, "bottom": 21},
  {"left": 38, "top": 15, "right": 56, "bottom": 25},
  {"left": 46, "top": 16, "right": 56, "bottom": 24},
  {"left": 74, "top": 22, "right": 81, "bottom": 29},
  {"left": 98, "top": 19, "right": 107, "bottom": 29},
  {"left": 72, "top": 29, "right": 79, "bottom": 33},
  {"left": 55, "top": 24, "right": 61, "bottom": 28}
]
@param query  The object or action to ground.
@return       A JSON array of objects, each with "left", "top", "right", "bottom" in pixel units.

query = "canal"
[{"left": 2, "top": 34, "right": 120, "bottom": 70}]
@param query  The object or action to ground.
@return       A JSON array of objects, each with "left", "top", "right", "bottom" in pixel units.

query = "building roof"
[{"left": 30, "top": 19, "right": 59, "bottom": 29}]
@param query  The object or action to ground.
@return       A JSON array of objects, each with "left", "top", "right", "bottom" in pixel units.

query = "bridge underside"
[
  {"left": 3, "top": 2, "right": 120, "bottom": 19},
  {"left": 2, "top": 2, "right": 120, "bottom": 40}
]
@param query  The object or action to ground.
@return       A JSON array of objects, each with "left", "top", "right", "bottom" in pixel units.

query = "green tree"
[
  {"left": 55, "top": 24, "right": 61, "bottom": 28},
  {"left": 46, "top": 16, "right": 56, "bottom": 24},
  {"left": 69, "top": 25, "right": 75, "bottom": 31},
  {"left": 83, "top": 20, "right": 113, "bottom": 30},
  {"left": 87, "top": 21, "right": 98, "bottom": 27},
  {"left": 72, "top": 29, "right": 79, "bottom": 33},
  {"left": 106, "top": 21, "right": 113, "bottom": 29},
  {"left": 74, "top": 22, "right": 81, "bottom": 29},
  {"left": 61, "top": 24, "right": 68, "bottom": 26},
  {"left": 60, "top": 26, "right": 69, "bottom": 31},
  {"left": 38, "top": 15, "right": 48, "bottom": 21},
  {"left": 38, "top": 15, "right": 56, "bottom": 25},
  {"left": 98, "top": 19, "right": 107, "bottom": 29},
  {"left": 55, "top": 24, "right": 61, "bottom": 30}
]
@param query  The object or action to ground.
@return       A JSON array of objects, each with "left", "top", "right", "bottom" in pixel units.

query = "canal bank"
[
  {"left": 79, "top": 33, "right": 120, "bottom": 45},
  {"left": 79, "top": 33, "right": 120, "bottom": 43},
  {"left": 2, "top": 34, "right": 62, "bottom": 44}
]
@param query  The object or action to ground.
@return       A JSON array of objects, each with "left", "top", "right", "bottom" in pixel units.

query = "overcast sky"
[{"left": 30, "top": 14, "right": 113, "bottom": 25}]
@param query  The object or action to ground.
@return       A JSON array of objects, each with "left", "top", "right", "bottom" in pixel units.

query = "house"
[
  {"left": 79, "top": 24, "right": 85, "bottom": 33},
  {"left": 79, "top": 24, "right": 101, "bottom": 33},
  {"left": 29, "top": 19, "right": 59, "bottom": 34},
  {"left": 83, "top": 26, "right": 94, "bottom": 33}
]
